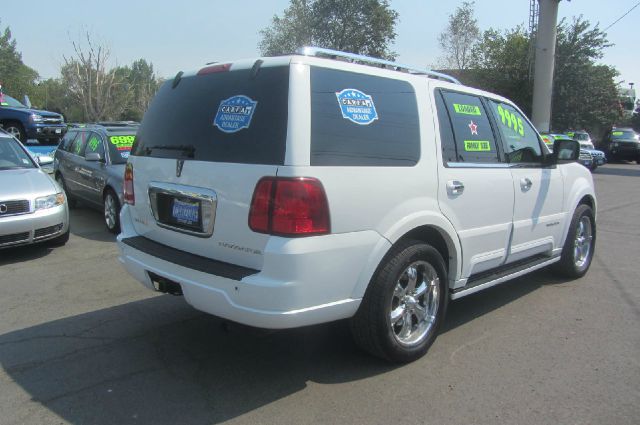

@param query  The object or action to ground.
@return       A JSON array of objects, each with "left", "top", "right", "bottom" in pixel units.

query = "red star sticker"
[{"left": 469, "top": 120, "right": 478, "bottom": 135}]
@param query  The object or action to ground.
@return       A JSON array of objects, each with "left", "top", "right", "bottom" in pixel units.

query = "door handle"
[
  {"left": 446, "top": 180, "right": 465, "bottom": 196},
  {"left": 520, "top": 177, "right": 533, "bottom": 191}
]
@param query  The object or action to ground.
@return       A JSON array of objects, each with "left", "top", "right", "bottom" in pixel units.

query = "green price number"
[
  {"left": 109, "top": 135, "right": 135, "bottom": 147},
  {"left": 497, "top": 105, "right": 524, "bottom": 137}
]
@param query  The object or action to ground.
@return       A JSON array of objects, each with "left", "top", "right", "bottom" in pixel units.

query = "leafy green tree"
[
  {"left": 438, "top": 1, "right": 480, "bottom": 70},
  {"left": 119, "top": 59, "right": 159, "bottom": 121},
  {"left": 551, "top": 17, "right": 618, "bottom": 134},
  {"left": 259, "top": 0, "right": 398, "bottom": 59},
  {"left": 0, "top": 21, "right": 39, "bottom": 100}
]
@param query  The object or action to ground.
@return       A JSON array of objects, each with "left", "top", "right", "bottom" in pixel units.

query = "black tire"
[
  {"left": 552, "top": 204, "right": 596, "bottom": 278},
  {"left": 103, "top": 189, "right": 121, "bottom": 234},
  {"left": 4, "top": 121, "right": 26, "bottom": 142},
  {"left": 350, "top": 240, "right": 448, "bottom": 363},
  {"left": 47, "top": 228, "right": 70, "bottom": 247},
  {"left": 55, "top": 174, "right": 77, "bottom": 208}
]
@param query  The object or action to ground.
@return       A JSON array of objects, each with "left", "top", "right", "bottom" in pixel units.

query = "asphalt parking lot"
[{"left": 1, "top": 163, "right": 639, "bottom": 425}]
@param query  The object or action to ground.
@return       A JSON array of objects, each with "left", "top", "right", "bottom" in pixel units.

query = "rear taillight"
[
  {"left": 123, "top": 163, "right": 135, "bottom": 205},
  {"left": 249, "top": 177, "right": 330, "bottom": 237}
]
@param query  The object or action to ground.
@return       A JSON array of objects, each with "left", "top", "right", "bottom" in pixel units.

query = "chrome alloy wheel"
[
  {"left": 104, "top": 193, "right": 117, "bottom": 230},
  {"left": 390, "top": 261, "right": 440, "bottom": 346},
  {"left": 574, "top": 215, "right": 593, "bottom": 269},
  {"left": 6, "top": 125, "right": 22, "bottom": 139}
]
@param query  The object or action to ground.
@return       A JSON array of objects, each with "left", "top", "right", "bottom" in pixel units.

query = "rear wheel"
[
  {"left": 552, "top": 204, "right": 595, "bottom": 278},
  {"left": 4, "top": 121, "right": 26, "bottom": 142},
  {"left": 350, "top": 240, "right": 448, "bottom": 363},
  {"left": 103, "top": 189, "right": 120, "bottom": 234}
]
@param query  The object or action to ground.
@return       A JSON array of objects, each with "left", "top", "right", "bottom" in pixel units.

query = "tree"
[
  {"left": 61, "top": 32, "right": 130, "bottom": 121},
  {"left": 458, "top": 17, "right": 618, "bottom": 135},
  {"left": 0, "top": 21, "right": 39, "bottom": 100},
  {"left": 259, "top": 0, "right": 398, "bottom": 59},
  {"left": 119, "top": 59, "right": 159, "bottom": 121},
  {"left": 438, "top": 1, "right": 480, "bottom": 70}
]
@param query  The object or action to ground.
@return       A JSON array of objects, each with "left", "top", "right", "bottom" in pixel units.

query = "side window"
[
  {"left": 84, "top": 132, "right": 105, "bottom": 158},
  {"left": 440, "top": 91, "right": 500, "bottom": 163},
  {"left": 70, "top": 131, "right": 88, "bottom": 156},
  {"left": 434, "top": 90, "right": 457, "bottom": 163},
  {"left": 60, "top": 131, "right": 78, "bottom": 152},
  {"left": 310, "top": 67, "right": 420, "bottom": 166},
  {"left": 488, "top": 100, "right": 543, "bottom": 164}
]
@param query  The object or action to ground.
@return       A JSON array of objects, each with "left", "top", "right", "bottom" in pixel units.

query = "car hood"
[
  {"left": 0, "top": 168, "right": 58, "bottom": 200},
  {"left": 0, "top": 106, "right": 62, "bottom": 118}
]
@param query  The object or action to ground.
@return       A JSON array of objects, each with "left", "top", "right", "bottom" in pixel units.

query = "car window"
[
  {"left": 488, "top": 100, "right": 543, "bottom": 164},
  {"left": 0, "top": 137, "right": 37, "bottom": 170},
  {"left": 84, "top": 132, "right": 105, "bottom": 158},
  {"left": 70, "top": 131, "right": 88, "bottom": 156},
  {"left": 106, "top": 133, "right": 136, "bottom": 164},
  {"left": 309, "top": 67, "right": 420, "bottom": 166},
  {"left": 60, "top": 131, "right": 78, "bottom": 152},
  {"left": 434, "top": 90, "right": 457, "bottom": 163},
  {"left": 440, "top": 90, "right": 500, "bottom": 163}
]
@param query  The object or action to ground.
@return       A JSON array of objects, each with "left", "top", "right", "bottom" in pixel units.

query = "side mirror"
[
  {"left": 553, "top": 139, "right": 580, "bottom": 163},
  {"left": 37, "top": 155, "right": 54, "bottom": 166},
  {"left": 85, "top": 152, "right": 104, "bottom": 162}
]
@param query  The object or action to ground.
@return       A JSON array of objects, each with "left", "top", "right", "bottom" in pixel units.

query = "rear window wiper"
[{"left": 143, "top": 144, "right": 195, "bottom": 158}]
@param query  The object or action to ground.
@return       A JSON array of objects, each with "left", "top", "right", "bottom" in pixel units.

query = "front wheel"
[
  {"left": 350, "top": 240, "right": 448, "bottom": 363},
  {"left": 103, "top": 189, "right": 121, "bottom": 234},
  {"left": 4, "top": 121, "right": 26, "bottom": 142},
  {"left": 552, "top": 204, "right": 596, "bottom": 278}
]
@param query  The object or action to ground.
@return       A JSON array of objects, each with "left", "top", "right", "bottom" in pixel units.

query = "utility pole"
[{"left": 531, "top": 0, "right": 562, "bottom": 132}]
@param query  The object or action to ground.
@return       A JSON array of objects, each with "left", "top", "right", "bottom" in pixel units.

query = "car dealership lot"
[{"left": 1, "top": 164, "right": 639, "bottom": 425}]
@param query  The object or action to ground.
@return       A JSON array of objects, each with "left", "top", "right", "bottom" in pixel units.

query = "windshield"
[
  {"left": 107, "top": 133, "right": 136, "bottom": 164},
  {"left": 611, "top": 130, "right": 638, "bottom": 140},
  {"left": 574, "top": 133, "right": 590, "bottom": 141},
  {"left": 0, "top": 137, "right": 37, "bottom": 170},
  {"left": 0, "top": 94, "right": 26, "bottom": 108}
]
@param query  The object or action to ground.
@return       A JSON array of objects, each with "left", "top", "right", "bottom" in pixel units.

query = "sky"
[{"left": 2, "top": 0, "right": 639, "bottom": 94}]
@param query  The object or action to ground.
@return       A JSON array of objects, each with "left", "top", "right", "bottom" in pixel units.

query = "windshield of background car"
[
  {"left": 611, "top": 130, "right": 638, "bottom": 140},
  {"left": 131, "top": 65, "right": 289, "bottom": 165},
  {"left": 575, "top": 133, "right": 589, "bottom": 141},
  {"left": 107, "top": 132, "right": 136, "bottom": 164},
  {"left": 0, "top": 137, "right": 36, "bottom": 170},
  {"left": 0, "top": 94, "right": 26, "bottom": 108}
]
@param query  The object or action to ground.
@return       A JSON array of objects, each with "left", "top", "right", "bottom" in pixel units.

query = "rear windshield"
[
  {"left": 107, "top": 133, "right": 136, "bottom": 164},
  {"left": 132, "top": 65, "right": 289, "bottom": 165}
]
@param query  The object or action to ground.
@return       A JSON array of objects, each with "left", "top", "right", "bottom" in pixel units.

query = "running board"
[{"left": 450, "top": 255, "right": 561, "bottom": 300}]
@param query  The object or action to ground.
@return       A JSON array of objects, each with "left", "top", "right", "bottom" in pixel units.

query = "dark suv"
[
  {"left": 600, "top": 127, "right": 640, "bottom": 163},
  {"left": 0, "top": 94, "right": 66, "bottom": 145},
  {"left": 54, "top": 123, "right": 138, "bottom": 233}
]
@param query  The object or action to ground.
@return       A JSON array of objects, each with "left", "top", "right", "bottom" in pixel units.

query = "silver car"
[
  {"left": 54, "top": 123, "right": 137, "bottom": 233},
  {"left": 0, "top": 131, "right": 70, "bottom": 248}
]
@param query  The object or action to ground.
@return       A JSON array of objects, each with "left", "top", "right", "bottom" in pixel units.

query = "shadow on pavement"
[
  {"left": 68, "top": 206, "right": 117, "bottom": 243},
  {"left": 593, "top": 166, "right": 640, "bottom": 177},
  {"left": 0, "top": 266, "right": 562, "bottom": 424},
  {"left": 0, "top": 243, "right": 53, "bottom": 266}
]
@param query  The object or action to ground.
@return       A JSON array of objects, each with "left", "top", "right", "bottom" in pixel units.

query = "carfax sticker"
[
  {"left": 214, "top": 95, "right": 258, "bottom": 133},
  {"left": 336, "top": 89, "right": 378, "bottom": 125},
  {"left": 464, "top": 140, "right": 491, "bottom": 152}
]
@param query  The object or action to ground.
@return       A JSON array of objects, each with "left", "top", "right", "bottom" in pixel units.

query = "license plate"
[
  {"left": 171, "top": 199, "right": 199, "bottom": 226},
  {"left": 55, "top": 128, "right": 62, "bottom": 134}
]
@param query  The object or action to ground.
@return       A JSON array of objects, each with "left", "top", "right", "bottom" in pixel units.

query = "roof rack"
[{"left": 295, "top": 46, "right": 461, "bottom": 85}]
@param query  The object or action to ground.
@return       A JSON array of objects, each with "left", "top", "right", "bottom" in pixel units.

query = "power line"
[{"left": 603, "top": 1, "right": 640, "bottom": 31}]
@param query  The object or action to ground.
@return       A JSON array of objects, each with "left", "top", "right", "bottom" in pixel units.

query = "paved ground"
[{"left": 1, "top": 164, "right": 639, "bottom": 425}]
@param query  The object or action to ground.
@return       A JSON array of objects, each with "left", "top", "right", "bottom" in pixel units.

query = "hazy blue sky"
[{"left": 2, "top": 0, "right": 639, "bottom": 90}]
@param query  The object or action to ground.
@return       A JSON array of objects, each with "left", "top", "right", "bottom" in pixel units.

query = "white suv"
[{"left": 117, "top": 48, "right": 596, "bottom": 362}]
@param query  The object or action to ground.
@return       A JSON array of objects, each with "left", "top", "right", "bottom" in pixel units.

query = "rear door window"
[
  {"left": 132, "top": 65, "right": 289, "bottom": 165},
  {"left": 440, "top": 90, "right": 500, "bottom": 163},
  {"left": 84, "top": 132, "right": 105, "bottom": 158},
  {"left": 60, "top": 131, "right": 78, "bottom": 152},
  {"left": 310, "top": 67, "right": 420, "bottom": 166},
  {"left": 70, "top": 131, "right": 88, "bottom": 156}
]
